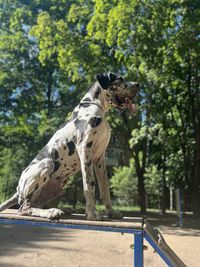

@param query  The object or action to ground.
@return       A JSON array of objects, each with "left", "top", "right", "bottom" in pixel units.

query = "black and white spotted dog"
[{"left": 0, "top": 73, "right": 138, "bottom": 220}]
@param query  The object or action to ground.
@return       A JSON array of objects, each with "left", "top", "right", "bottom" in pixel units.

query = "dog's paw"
[
  {"left": 60, "top": 207, "right": 76, "bottom": 215},
  {"left": 47, "top": 208, "right": 64, "bottom": 219},
  {"left": 86, "top": 210, "right": 102, "bottom": 221},
  {"left": 108, "top": 210, "right": 123, "bottom": 220}
]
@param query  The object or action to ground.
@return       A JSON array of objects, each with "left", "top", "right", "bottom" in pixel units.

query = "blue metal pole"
[{"left": 134, "top": 232, "right": 143, "bottom": 267}]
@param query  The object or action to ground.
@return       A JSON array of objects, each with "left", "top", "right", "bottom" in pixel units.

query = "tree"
[
  {"left": 111, "top": 160, "right": 138, "bottom": 206},
  {"left": 1, "top": 0, "right": 199, "bottom": 214}
]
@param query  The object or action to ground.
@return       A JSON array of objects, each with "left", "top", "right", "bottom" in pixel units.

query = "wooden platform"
[{"left": 0, "top": 209, "right": 144, "bottom": 234}]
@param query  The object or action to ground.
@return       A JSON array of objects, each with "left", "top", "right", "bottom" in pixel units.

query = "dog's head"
[{"left": 96, "top": 72, "right": 139, "bottom": 113}]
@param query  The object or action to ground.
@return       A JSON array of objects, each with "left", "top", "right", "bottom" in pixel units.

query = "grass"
[{"left": 58, "top": 202, "right": 171, "bottom": 215}]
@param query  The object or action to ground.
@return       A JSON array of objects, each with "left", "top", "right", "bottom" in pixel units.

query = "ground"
[{"left": 0, "top": 212, "right": 200, "bottom": 267}]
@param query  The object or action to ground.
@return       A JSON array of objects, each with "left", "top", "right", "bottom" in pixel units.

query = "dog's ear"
[
  {"left": 96, "top": 72, "right": 118, "bottom": 89},
  {"left": 108, "top": 72, "right": 118, "bottom": 84},
  {"left": 96, "top": 74, "right": 110, "bottom": 89}
]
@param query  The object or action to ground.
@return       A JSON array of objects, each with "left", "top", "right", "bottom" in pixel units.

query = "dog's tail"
[{"left": 0, "top": 193, "right": 18, "bottom": 212}]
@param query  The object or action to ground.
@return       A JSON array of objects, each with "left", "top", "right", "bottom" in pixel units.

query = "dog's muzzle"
[{"left": 114, "top": 82, "right": 139, "bottom": 113}]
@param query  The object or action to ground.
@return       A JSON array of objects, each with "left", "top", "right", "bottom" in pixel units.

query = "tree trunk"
[
  {"left": 161, "top": 175, "right": 166, "bottom": 215},
  {"left": 134, "top": 153, "right": 146, "bottom": 214},
  {"left": 45, "top": 67, "right": 54, "bottom": 117},
  {"left": 138, "top": 173, "right": 146, "bottom": 214},
  {"left": 161, "top": 150, "right": 167, "bottom": 214},
  {"left": 192, "top": 122, "right": 200, "bottom": 214},
  {"left": 188, "top": 55, "right": 200, "bottom": 215},
  {"left": 161, "top": 116, "right": 167, "bottom": 214}
]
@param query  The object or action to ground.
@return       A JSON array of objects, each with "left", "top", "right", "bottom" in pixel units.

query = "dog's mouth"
[
  {"left": 111, "top": 81, "right": 139, "bottom": 114},
  {"left": 114, "top": 94, "right": 137, "bottom": 114}
]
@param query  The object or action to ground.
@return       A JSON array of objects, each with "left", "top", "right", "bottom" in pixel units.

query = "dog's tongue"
[{"left": 126, "top": 98, "right": 136, "bottom": 114}]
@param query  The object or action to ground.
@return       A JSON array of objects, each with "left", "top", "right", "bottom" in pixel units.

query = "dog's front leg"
[
  {"left": 77, "top": 145, "right": 102, "bottom": 221},
  {"left": 94, "top": 153, "right": 122, "bottom": 219}
]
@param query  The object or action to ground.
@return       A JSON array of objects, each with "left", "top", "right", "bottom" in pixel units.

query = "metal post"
[
  {"left": 176, "top": 188, "right": 183, "bottom": 227},
  {"left": 134, "top": 232, "right": 143, "bottom": 267}
]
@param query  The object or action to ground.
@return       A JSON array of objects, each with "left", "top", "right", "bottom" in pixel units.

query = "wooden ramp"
[{"left": 0, "top": 209, "right": 186, "bottom": 267}]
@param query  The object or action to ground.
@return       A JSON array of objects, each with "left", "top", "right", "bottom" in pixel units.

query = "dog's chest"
[
  {"left": 92, "top": 119, "right": 111, "bottom": 160},
  {"left": 47, "top": 110, "right": 109, "bottom": 164}
]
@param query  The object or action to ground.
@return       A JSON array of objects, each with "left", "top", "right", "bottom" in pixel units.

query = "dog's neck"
[{"left": 81, "top": 82, "right": 111, "bottom": 113}]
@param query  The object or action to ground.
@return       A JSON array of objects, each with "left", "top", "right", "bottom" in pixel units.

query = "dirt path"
[{"left": 0, "top": 221, "right": 200, "bottom": 267}]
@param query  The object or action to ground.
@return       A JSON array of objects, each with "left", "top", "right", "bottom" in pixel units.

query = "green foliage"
[
  {"left": 0, "top": 0, "right": 199, "bottom": 213},
  {"left": 145, "top": 165, "right": 162, "bottom": 195},
  {"left": 0, "top": 146, "right": 33, "bottom": 202},
  {"left": 111, "top": 160, "right": 138, "bottom": 206}
]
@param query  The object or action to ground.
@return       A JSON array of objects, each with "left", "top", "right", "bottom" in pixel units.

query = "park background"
[{"left": 0, "top": 0, "right": 199, "bottom": 217}]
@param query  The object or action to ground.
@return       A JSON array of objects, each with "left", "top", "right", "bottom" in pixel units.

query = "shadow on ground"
[{"left": 0, "top": 224, "right": 78, "bottom": 259}]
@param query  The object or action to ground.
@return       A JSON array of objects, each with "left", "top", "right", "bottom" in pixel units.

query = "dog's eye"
[
  {"left": 111, "top": 77, "right": 124, "bottom": 85},
  {"left": 117, "top": 77, "right": 124, "bottom": 82}
]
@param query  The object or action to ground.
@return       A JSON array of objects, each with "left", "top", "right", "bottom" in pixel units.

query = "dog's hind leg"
[
  {"left": 0, "top": 192, "right": 18, "bottom": 212},
  {"left": 19, "top": 207, "right": 64, "bottom": 219},
  {"left": 18, "top": 200, "right": 64, "bottom": 219}
]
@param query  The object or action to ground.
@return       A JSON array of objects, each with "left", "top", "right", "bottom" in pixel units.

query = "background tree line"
[{"left": 0, "top": 0, "right": 199, "bottom": 214}]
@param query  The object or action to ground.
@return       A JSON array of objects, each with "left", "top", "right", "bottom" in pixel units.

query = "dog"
[{"left": 0, "top": 72, "right": 138, "bottom": 220}]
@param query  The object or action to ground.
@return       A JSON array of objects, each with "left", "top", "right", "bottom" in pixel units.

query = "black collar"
[{"left": 79, "top": 101, "right": 105, "bottom": 112}]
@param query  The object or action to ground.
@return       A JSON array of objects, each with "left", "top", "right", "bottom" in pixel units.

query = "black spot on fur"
[
  {"left": 56, "top": 176, "right": 61, "bottom": 180},
  {"left": 64, "top": 146, "right": 66, "bottom": 150},
  {"left": 82, "top": 97, "right": 91, "bottom": 102},
  {"left": 72, "top": 111, "right": 79, "bottom": 119},
  {"left": 54, "top": 161, "right": 60, "bottom": 172},
  {"left": 86, "top": 141, "right": 93, "bottom": 148},
  {"left": 79, "top": 133, "right": 84, "bottom": 143},
  {"left": 43, "top": 177, "right": 47, "bottom": 182},
  {"left": 74, "top": 119, "right": 87, "bottom": 133},
  {"left": 98, "top": 163, "right": 101, "bottom": 168},
  {"left": 80, "top": 102, "right": 90, "bottom": 108},
  {"left": 93, "top": 131, "right": 97, "bottom": 135},
  {"left": 89, "top": 117, "right": 102, "bottom": 128},
  {"left": 91, "top": 181, "right": 95, "bottom": 187},
  {"left": 34, "top": 184, "right": 39, "bottom": 191},
  {"left": 67, "top": 141, "right": 76, "bottom": 156},
  {"left": 35, "top": 146, "right": 49, "bottom": 161},
  {"left": 24, "top": 167, "right": 29, "bottom": 173},
  {"left": 51, "top": 148, "right": 59, "bottom": 160},
  {"left": 95, "top": 87, "right": 101, "bottom": 98}
]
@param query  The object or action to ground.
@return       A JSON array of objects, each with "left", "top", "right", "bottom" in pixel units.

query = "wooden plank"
[{"left": 0, "top": 209, "right": 144, "bottom": 230}]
